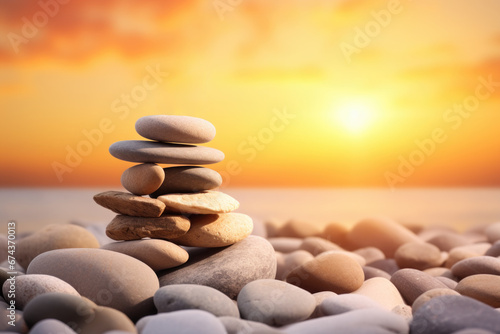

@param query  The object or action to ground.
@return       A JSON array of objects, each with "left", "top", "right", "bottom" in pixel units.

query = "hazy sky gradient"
[{"left": 1, "top": 0, "right": 500, "bottom": 188}]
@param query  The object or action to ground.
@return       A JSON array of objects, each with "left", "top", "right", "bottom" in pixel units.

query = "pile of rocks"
[{"left": 93, "top": 115, "right": 254, "bottom": 271}]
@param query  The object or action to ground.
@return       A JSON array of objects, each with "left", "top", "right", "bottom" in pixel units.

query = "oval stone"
[
  {"left": 2, "top": 274, "right": 80, "bottom": 310},
  {"left": 276, "top": 250, "right": 314, "bottom": 281},
  {"left": 286, "top": 252, "right": 364, "bottom": 294},
  {"left": 219, "top": 316, "right": 279, "bottom": 334},
  {"left": 17, "top": 224, "right": 99, "bottom": 269},
  {"left": 451, "top": 256, "right": 500, "bottom": 279},
  {"left": 394, "top": 242, "right": 443, "bottom": 270},
  {"left": 319, "top": 294, "right": 383, "bottom": 316},
  {"left": 105, "top": 214, "right": 190, "bottom": 241},
  {"left": 353, "top": 277, "right": 405, "bottom": 311},
  {"left": 237, "top": 279, "right": 316, "bottom": 326},
  {"left": 268, "top": 237, "right": 302, "bottom": 253},
  {"left": 135, "top": 115, "right": 216, "bottom": 144},
  {"left": 277, "top": 219, "right": 323, "bottom": 239},
  {"left": 390, "top": 268, "right": 449, "bottom": 305},
  {"left": 150, "top": 166, "right": 222, "bottom": 197},
  {"left": 109, "top": 140, "right": 224, "bottom": 164},
  {"left": 411, "top": 295, "right": 500, "bottom": 334},
  {"left": 485, "top": 222, "right": 500, "bottom": 243},
  {"left": 445, "top": 243, "right": 491, "bottom": 268},
  {"left": 347, "top": 217, "right": 422, "bottom": 258},
  {"left": 299, "top": 237, "right": 343, "bottom": 256},
  {"left": 29, "top": 319, "right": 77, "bottom": 334},
  {"left": 154, "top": 284, "right": 239, "bottom": 317},
  {"left": 170, "top": 213, "right": 253, "bottom": 247},
  {"left": 157, "top": 190, "right": 239, "bottom": 214},
  {"left": 101, "top": 239, "right": 189, "bottom": 271},
  {"left": 121, "top": 163, "right": 164, "bottom": 195},
  {"left": 455, "top": 274, "right": 500, "bottom": 308},
  {"left": 158, "top": 236, "right": 276, "bottom": 299},
  {"left": 94, "top": 191, "right": 165, "bottom": 217},
  {"left": 412, "top": 288, "right": 460, "bottom": 314},
  {"left": 142, "top": 310, "right": 226, "bottom": 334},
  {"left": 26, "top": 248, "right": 159, "bottom": 321}
]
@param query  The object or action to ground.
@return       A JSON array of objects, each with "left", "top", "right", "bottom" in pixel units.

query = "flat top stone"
[
  {"left": 135, "top": 115, "right": 216, "bottom": 144},
  {"left": 150, "top": 166, "right": 222, "bottom": 197},
  {"left": 94, "top": 191, "right": 165, "bottom": 218},
  {"left": 157, "top": 190, "right": 239, "bottom": 214},
  {"left": 109, "top": 140, "right": 224, "bottom": 164}
]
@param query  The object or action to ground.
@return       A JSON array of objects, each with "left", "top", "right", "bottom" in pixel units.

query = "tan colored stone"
[
  {"left": 94, "top": 191, "right": 165, "bottom": 217},
  {"left": 353, "top": 247, "right": 385, "bottom": 264},
  {"left": 412, "top": 288, "right": 460, "bottom": 314},
  {"left": 268, "top": 238, "right": 302, "bottom": 253},
  {"left": 318, "top": 222, "right": 353, "bottom": 250},
  {"left": 320, "top": 250, "right": 366, "bottom": 267},
  {"left": 157, "top": 191, "right": 239, "bottom": 214},
  {"left": 135, "top": 115, "right": 216, "bottom": 144},
  {"left": 444, "top": 243, "right": 491, "bottom": 268},
  {"left": 353, "top": 277, "right": 405, "bottom": 311},
  {"left": 17, "top": 224, "right": 99, "bottom": 269},
  {"left": 394, "top": 242, "right": 443, "bottom": 270},
  {"left": 456, "top": 274, "right": 500, "bottom": 308},
  {"left": 106, "top": 214, "right": 190, "bottom": 241},
  {"left": 277, "top": 219, "right": 323, "bottom": 239},
  {"left": 485, "top": 222, "right": 500, "bottom": 243},
  {"left": 276, "top": 250, "right": 314, "bottom": 281},
  {"left": 426, "top": 232, "right": 470, "bottom": 252},
  {"left": 390, "top": 268, "right": 449, "bottom": 305},
  {"left": 121, "top": 163, "right": 165, "bottom": 195},
  {"left": 299, "top": 237, "right": 343, "bottom": 256},
  {"left": 101, "top": 239, "right": 189, "bottom": 271},
  {"left": 451, "top": 256, "right": 500, "bottom": 279},
  {"left": 286, "top": 252, "right": 364, "bottom": 294},
  {"left": 170, "top": 213, "right": 252, "bottom": 247},
  {"left": 150, "top": 166, "right": 222, "bottom": 197},
  {"left": 347, "top": 217, "right": 422, "bottom": 258}
]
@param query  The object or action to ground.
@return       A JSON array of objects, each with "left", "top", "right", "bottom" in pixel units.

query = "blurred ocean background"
[{"left": 1, "top": 188, "right": 499, "bottom": 234}]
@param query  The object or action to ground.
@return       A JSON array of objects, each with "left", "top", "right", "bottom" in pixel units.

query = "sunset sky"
[{"left": 1, "top": 0, "right": 500, "bottom": 188}]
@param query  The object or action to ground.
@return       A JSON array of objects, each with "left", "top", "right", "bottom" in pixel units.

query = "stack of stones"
[{"left": 93, "top": 115, "right": 253, "bottom": 271}]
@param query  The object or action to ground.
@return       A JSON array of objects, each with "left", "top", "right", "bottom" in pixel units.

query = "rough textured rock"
[
  {"left": 347, "top": 217, "right": 421, "bottom": 258},
  {"left": 2, "top": 274, "right": 80, "bottom": 310},
  {"left": 237, "top": 279, "right": 316, "bottom": 326},
  {"left": 154, "top": 284, "right": 239, "bottom": 317},
  {"left": 121, "top": 163, "right": 165, "bottom": 195},
  {"left": 94, "top": 191, "right": 165, "bottom": 217},
  {"left": 105, "top": 214, "right": 190, "bottom": 241},
  {"left": 455, "top": 274, "right": 500, "bottom": 308},
  {"left": 158, "top": 236, "right": 276, "bottom": 299},
  {"left": 286, "top": 251, "right": 364, "bottom": 294},
  {"left": 170, "top": 213, "right": 253, "bottom": 247},
  {"left": 157, "top": 191, "right": 239, "bottom": 214},
  {"left": 150, "top": 166, "right": 222, "bottom": 197},
  {"left": 26, "top": 249, "right": 159, "bottom": 321},
  {"left": 135, "top": 115, "right": 216, "bottom": 144},
  {"left": 101, "top": 239, "right": 189, "bottom": 271},
  {"left": 17, "top": 224, "right": 99, "bottom": 269},
  {"left": 109, "top": 140, "right": 224, "bottom": 164},
  {"left": 410, "top": 295, "right": 500, "bottom": 334}
]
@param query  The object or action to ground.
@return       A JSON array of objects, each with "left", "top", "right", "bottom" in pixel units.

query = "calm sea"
[{"left": 1, "top": 187, "right": 499, "bottom": 233}]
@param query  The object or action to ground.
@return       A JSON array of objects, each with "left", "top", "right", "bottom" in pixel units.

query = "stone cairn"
[{"left": 93, "top": 115, "right": 253, "bottom": 271}]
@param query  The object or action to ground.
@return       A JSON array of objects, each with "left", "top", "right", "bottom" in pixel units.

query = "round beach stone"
[
  {"left": 394, "top": 242, "right": 443, "bottom": 270},
  {"left": 101, "top": 239, "right": 188, "bottom": 271},
  {"left": 353, "top": 277, "right": 405, "bottom": 311},
  {"left": 109, "top": 140, "right": 224, "bottom": 164},
  {"left": 237, "top": 279, "right": 316, "bottom": 326},
  {"left": 318, "top": 222, "right": 352, "bottom": 250},
  {"left": 445, "top": 243, "right": 491, "bottom": 268},
  {"left": 150, "top": 166, "right": 222, "bottom": 197},
  {"left": 347, "top": 217, "right": 422, "bottom": 258},
  {"left": 426, "top": 232, "right": 470, "bottom": 252},
  {"left": 310, "top": 291, "right": 337, "bottom": 318},
  {"left": 411, "top": 295, "right": 500, "bottom": 334},
  {"left": 319, "top": 294, "right": 383, "bottom": 316},
  {"left": 390, "top": 268, "right": 449, "bottom": 305},
  {"left": 353, "top": 247, "right": 385, "bottom": 264},
  {"left": 17, "top": 224, "right": 99, "bottom": 269},
  {"left": 485, "top": 241, "right": 500, "bottom": 257},
  {"left": 135, "top": 115, "right": 216, "bottom": 144},
  {"left": 105, "top": 214, "right": 190, "bottom": 241},
  {"left": 283, "top": 308, "right": 409, "bottom": 334},
  {"left": 2, "top": 274, "right": 79, "bottom": 310},
  {"left": 277, "top": 219, "right": 323, "bottom": 239},
  {"left": 276, "top": 250, "right": 314, "bottom": 281},
  {"left": 412, "top": 288, "right": 460, "bottom": 314},
  {"left": 367, "top": 259, "right": 400, "bottom": 275},
  {"left": 451, "top": 256, "right": 500, "bottom": 279},
  {"left": 29, "top": 319, "right": 77, "bottom": 334},
  {"left": 158, "top": 236, "right": 276, "bottom": 299},
  {"left": 268, "top": 237, "right": 302, "bottom": 253},
  {"left": 286, "top": 251, "right": 364, "bottom": 294},
  {"left": 455, "top": 274, "right": 500, "bottom": 308},
  {"left": 26, "top": 248, "right": 159, "bottom": 321},
  {"left": 485, "top": 222, "right": 500, "bottom": 243},
  {"left": 219, "top": 316, "right": 280, "bottom": 334},
  {"left": 170, "top": 213, "right": 253, "bottom": 247},
  {"left": 157, "top": 190, "right": 239, "bottom": 214},
  {"left": 362, "top": 266, "right": 392, "bottom": 280},
  {"left": 299, "top": 237, "right": 343, "bottom": 256},
  {"left": 121, "top": 163, "right": 164, "bottom": 195},
  {"left": 94, "top": 191, "right": 165, "bottom": 217},
  {"left": 142, "top": 310, "right": 226, "bottom": 334},
  {"left": 154, "top": 284, "right": 239, "bottom": 317}
]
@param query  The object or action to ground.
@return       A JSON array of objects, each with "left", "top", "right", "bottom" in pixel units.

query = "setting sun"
[{"left": 334, "top": 99, "right": 376, "bottom": 134}]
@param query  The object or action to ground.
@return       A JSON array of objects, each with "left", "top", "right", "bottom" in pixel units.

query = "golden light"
[{"left": 334, "top": 99, "right": 376, "bottom": 134}]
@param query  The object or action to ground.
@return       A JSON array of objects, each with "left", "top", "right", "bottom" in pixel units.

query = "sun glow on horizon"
[{"left": 334, "top": 99, "right": 377, "bottom": 134}]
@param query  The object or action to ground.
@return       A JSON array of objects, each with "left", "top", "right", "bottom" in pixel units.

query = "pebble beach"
[{"left": 2, "top": 115, "right": 500, "bottom": 334}]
